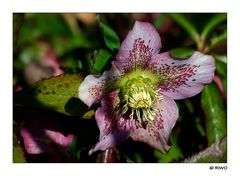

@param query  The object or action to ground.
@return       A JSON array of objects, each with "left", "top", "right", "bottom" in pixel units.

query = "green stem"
[{"left": 183, "top": 137, "right": 227, "bottom": 163}]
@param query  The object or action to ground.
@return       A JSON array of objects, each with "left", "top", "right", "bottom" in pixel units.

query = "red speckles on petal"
[
  {"left": 148, "top": 52, "right": 215, "bottom": 99},
  {"left": 115, "top": 21, "right": 161, "bottom": 74},
  {"left": 88, "top": 82, "right": 106, "bottom": 103},
  {"left": 78, "top": 62, "right": 122, "bottom": 107},
  {"left": 121, "top": 38, "right": 154, "bottom": 73},
  {"left": 143, "top": 117, "right": 164, "bottom": 140},
  {"left": 156, "top": 63, "right": 199, "bottom": 92},
  {"left": 100, "top": 91, "right": 132, "bottom": 137},
  {"left": 130, "top": 38, "right": 153, "bottom": 66},
  {"left": 89, "top": 90, "right": 131, "bottom": 154}
]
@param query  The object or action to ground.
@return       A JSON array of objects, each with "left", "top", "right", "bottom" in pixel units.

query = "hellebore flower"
[{"left": 78, "top": 21, "right": 215, "bottom": 154}]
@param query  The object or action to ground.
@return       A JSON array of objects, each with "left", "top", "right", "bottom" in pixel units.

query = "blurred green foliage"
[
  {"left": 13, "top": 13, "right": 227, "bottom": 163},
  {"left": 13, "top": 133, "right": 26, "bottom": 163},
  {"left": 96, "top": 15, "right": 120, "bottom": 51}
]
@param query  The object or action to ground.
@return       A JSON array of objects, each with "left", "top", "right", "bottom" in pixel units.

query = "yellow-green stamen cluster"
[{"left": 121, "top": 76, "right": 162, "bottom": 123}]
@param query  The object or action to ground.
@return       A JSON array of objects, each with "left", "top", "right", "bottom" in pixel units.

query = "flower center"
[{"left": 121, "top": 76, "right": 162, "bottom": 123}]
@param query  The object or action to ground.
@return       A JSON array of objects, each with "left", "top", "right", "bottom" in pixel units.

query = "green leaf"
[
  {"left": 215, "top": 54, "right": 227, "bottom": 65},
  {"left": 93, "top": 49, "right": 112, "bottom": 72},
  {"left": 13, "top": 133, "right": 26, "bottom": 163},
  {"left": 215, "top": 56, "right": 227, "bottom": 77},
  {"left": 14, "top": 74, "right": 88, "bottom": 116},
  {"left": 208, "top": 31, "right": 227, "bottom": 52},
  {"left": 201, "top": 83, "right": 227, "bottom": 145},
  {"left": 96, "top": 15, "right": 120, "bottom": 51},
  {"left": 215, "top": 56, "right": 227, "bottom": 96},
  {"left": 133, "top": 152, "right": 144, "bottom": 163},
  {"left": 201, "top": 13, "right": 227, "bottom": 41},
  {"left": 82, "top": 109, "right": 95, "bottom": 119},
  {"left": 167, "top": 13, "right": 199, "bottom": 43},
  {"left": 154, "top": 133, "right": 183, "bottom": 162},
  {"left": 170, "top": 48, "right": 195, "bottom": 59}
]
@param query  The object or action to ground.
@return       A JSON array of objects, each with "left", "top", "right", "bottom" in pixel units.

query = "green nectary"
[{"left": 115, "top": 68, "right": 160, "bottom": 88}]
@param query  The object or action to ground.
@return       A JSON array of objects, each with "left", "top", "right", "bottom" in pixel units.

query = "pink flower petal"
[
  {"left": 115, "top": 21, "right": 161, "bottom": 73},
  {"left": 89, "top": 90, "right": 131, "bottom": 155},
  {"left": 130, "top": 94, "right": 178, "bottom": 153},
  {"left": 89, "top": 91, "right": 179, "bottom": 154},
  {"left": 148, "top": 51, "right": 215, "bottom": 99},
  {"left": 20, "top": 128, "right": 74, "bottom": 154},
  {"left": 44, "top": 130, "right": 74, "bottom": 147},
  {"left": 20, "top": 128, "right": 43, "bottom": 154},
  {"left": 78, "top": 62, "right": 121, "bottom": 107}
]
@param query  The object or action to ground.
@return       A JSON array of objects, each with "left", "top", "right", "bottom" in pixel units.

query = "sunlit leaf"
[
  {"left": 170, "top": 48, "right": 195, "bottom": 59},
  {"left": 96, "top": 15, "right": 120, "bottom": 51},
  {"left": 14, "top": 74, "right": 88, "bottom": 116},
  {"left": 201, "top": 83, "right": 227, "bottom": 145},
  {"left": 82, "top": 109, "right": 95, "bottom": 119}
]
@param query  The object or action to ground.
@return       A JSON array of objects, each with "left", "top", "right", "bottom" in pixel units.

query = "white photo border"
[{"left": 1, "top": 0, "right": 239, "bottom": 176}]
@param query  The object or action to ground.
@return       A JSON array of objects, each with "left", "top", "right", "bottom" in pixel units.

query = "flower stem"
[
  {"left": 97, "top": 149, "right": 121, "bottom": 163},
  {"left": 183, "top": 137, "right": 226, "bottom": 163}
]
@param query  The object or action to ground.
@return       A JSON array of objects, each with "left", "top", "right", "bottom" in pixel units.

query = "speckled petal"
[
  {"left": 148, "top": 51, "right": 215, "bottom": 99},
  {"left": 130, "top": 94, "right": 178, "bottom": 153},
  {"left": 78, "top": 63, "right": 122, "bottom": 107},
  {"left": 89, "top": 90, "right": 131, "bottom": 155},
  {"left": 115, "top": 21, "right": 161, "bottom": 73}
]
